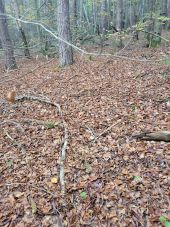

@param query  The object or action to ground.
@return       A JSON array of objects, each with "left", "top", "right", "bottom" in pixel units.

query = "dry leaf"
[
  {"left": 51, "top": 177, "right": 58, "bottom": 184},
  {"left": 13, "top": 191, "right": 24, "bottom": 198}
]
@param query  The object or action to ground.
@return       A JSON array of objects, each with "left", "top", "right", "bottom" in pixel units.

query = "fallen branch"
[
  {"left": 132, "top": 131, "right": 170, "bottom": 142},
  {"left": 80, "top": 125, "right": 96, "bottom": 141},
  {"left": 90, "top": 120, "right": 121, "bottom": 143},
  {"left": 1, "top": 58, "right": 55, "bottom": 84},
  {"left": 16, "top": 95, "right": 61, "bottom": 113},
  {"left": 15, "top": 95, "right": 68, "bottom": 197},
  {"left": 0, "top": 120, "right": 24, "bottom": 132},
  {"left": 19, "top": 118, "right": 61, "bottom": 129},
  {"left": 1, "top": 13, "right": 169, "bottom": 64},
  {"left": 3, "top": 94, "right": 68, "bottom": 198},
  {"left": 59, "top": 122, "right": 68, "bottom": 196}
]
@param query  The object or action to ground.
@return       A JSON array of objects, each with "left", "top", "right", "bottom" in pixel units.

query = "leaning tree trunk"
[
  {"left": 0, "top": 0, "right": 17, "bottom": 70},
  {"left": 11, "top": 0, "right": 31, "bottom": 58},
  {"left": 57, "top": 0, "right": 73, "bottom": 67}
]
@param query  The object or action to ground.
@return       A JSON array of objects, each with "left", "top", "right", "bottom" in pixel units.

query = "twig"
[
  {"left": 5, "top": 131, "right": 26, "bottom": 154},
  {"left": 0, "top": 120, "right": 24, "bottom": 132},
  {"left": 80, "top": 125, "right": 96, "bottom": 140},
  {"left": 24, "top": 58, "right": 54, "bottom": 75},
  {"left": 15, "top": 95, "right": 68, "bottom": 198},
  {"left": 5, "top": 182, "right": 56, "bottom": 197},
  {"left": 2, "top": 93, "right": 68, "bottom": 198},
  {"left": 16, "top": 95, "right": 61, "bottom": 112},
  {"left": 19, "top": 118, "right": 61, "bottom": 129},
  {"left": 1, "top": 58, "right": 55, "bottom": 84},
  {"left": 115, "top": 32, "right": 134, "bottom": 56},
  {"left": 59, "top": 122, "right": 68, "bottom": 196},
  {"left": 90, "top": 120, "right": 121, "bottom": 143},
  {"left": 141, "top": 30, "right": 170, "bottom": 43}
]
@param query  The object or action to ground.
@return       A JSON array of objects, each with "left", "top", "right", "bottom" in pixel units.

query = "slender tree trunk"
[
  {"left": 83, "top": 3, "right": 91, "bottom": 30},
  {"left": 57, "top": 0, "right": 73, "bottom": 67},
  {"left": 129, "top": 1, "right": 137, "bottom": 27},
  {"left": 92, "top": 0, "right": 97, "bottom": 33},
  {"left": 11, "top": 0, "right": 31, "bottom": 58},
  {"left": 72, "top": 0, "right": 77, "bottom": 28},
  {"left": 100, "top": 0, "right": 108, "bottom": 35},
  {"left": 167, "top": 0, "right": 170, "bottom": 28},
  {"left": 116, "top": 0, "right": 123, "bottom": 31},
  {"left": 34, "top": 0, "right": 43, "bottom": 45},
  {"left": 79, "top": 0, "right": 84, "bottom": 27},
  {"left": 141, "top": 0, "right": 145, "bottom": 18},
  {"left": 0, "top": 0, "right": 17, "bottom": 69}
]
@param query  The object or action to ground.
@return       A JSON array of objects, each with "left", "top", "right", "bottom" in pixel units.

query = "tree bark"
[
  {"left": 133, "top": 131, "right": 170, "bottom": 142},
  {"left": 57, "top": 0, "right": 73, "bottom": 67},
  {"left": 0, "top": 0, "right": 17, "bottom": 69},
  {"left": 116, "top": 0, "right": 124, "bottom": 31},
  {"left": 167, "top": 0, "right": 170, "bottom": 28},
  {"left": 72, "top": 0, "right": 77, "bottom": 28},
  {"left": 129, "top": 1, "right": 137, "bottom": 27},
  {"left": 100, "top": 0, "right": 108, "bottom": 35}
]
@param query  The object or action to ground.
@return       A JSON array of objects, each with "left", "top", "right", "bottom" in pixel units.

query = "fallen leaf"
[
  {"left": 13, "top": 191, "right": 24, "bottom": 198},
  {"left": 51, "top": 177, "right": 58, "bottom": 184}
]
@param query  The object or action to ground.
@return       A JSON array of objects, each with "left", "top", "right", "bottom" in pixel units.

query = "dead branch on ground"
[
  {"left": 132, "top": 131, "right": 170, "bottom": 142},
  {"left": 4, "top": 94, "right": 68, "bottom": 198},
  {"left": 90, "top": 120, "right": 121, "bottom": 143}
]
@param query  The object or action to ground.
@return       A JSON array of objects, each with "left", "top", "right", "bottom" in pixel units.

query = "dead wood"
[{"left": 133, "top": 131, "right": 170, "bottom": 142}]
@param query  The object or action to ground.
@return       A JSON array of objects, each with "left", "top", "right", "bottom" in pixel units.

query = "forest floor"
[{"left": 0, "top": 42, "right": 170, "bottom": 226}]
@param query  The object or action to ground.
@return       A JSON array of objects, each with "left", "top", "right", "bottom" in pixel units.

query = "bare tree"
[
  {"left": 0, "top": 0, "right": 17, "bottom": 69},
  {"left": 57, "top": 0, "right": 73, "bottom": 67}
]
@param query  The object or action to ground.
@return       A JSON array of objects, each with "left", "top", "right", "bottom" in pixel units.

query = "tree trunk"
[
  {"left": 72, "top": 0, "right": 77, "bottom": 28},
  {"left": 129, "top": 1, "right": 137, "bottom": 27},
  {"left": 11, "top": 0, "right": 31, "bottom": 58},
  {"left": 100, "top": 0, "right": 108, "bottom": 35},
  {"left": 92, "top": 0, "right": 97, "bottom": 34},
  {"left": 167, "top": 0, "right": 170, "bottom": 28},
  {"left": 57, "top": 0, "right": 73, "bottom": 67},
  {"left": 34, "top": 0, "right": 43, "bottom": 45},
  {"left": 116, "top": 0, "right": 124, "bottom": 31},
  {"left": 0, "top": 0, "right": 17, "bottom": 70}
]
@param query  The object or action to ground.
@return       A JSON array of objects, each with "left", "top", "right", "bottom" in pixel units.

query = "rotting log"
[{"left": 133, "top": 131, "right": 170, "bottom": 142}]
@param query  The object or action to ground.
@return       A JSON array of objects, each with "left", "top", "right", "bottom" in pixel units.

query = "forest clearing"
[{"left": 0, "top": 0, "right": 170, "bottom": 226}]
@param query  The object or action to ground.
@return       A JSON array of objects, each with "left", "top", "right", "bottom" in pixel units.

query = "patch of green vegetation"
[
  {"left": 133, "top": 175, "right": 142, "bottom": 182},
  {"left": 80, "top": 191, "right": 87, "bottom": 199},
  {"left": 6, "top": 160, "right": 13, "bottom": 168},
  {"left": 161, "top": 58, "right": 170, "bottom": 65},
  {"left": 159, "top": 216, "right": 170, "bottom": 227},
  {"left": 84, "top": 162, "right": 92, "bottom": 174},
  {"left": 44, "top": 121, "right": 56, "bottom": 129}
]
